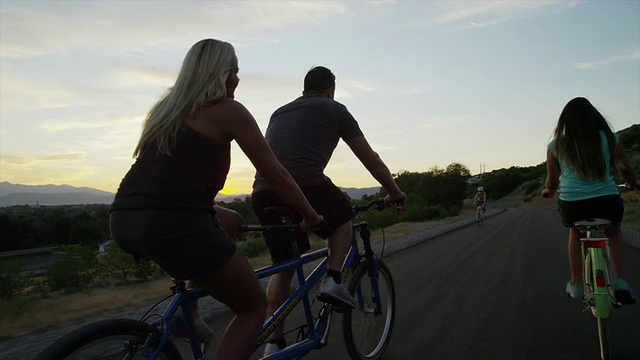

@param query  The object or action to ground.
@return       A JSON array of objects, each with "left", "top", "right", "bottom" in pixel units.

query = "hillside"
[
  {"left": 1, "top": 125, "right": 636, "bottom": 207},
  {"left": 0, "top": 181, "right": 381, "bottom": 208},
  {"left": 619, "top": 124, "right": 640, "bottom": 175},
  {"left": 0, "top": 182, "right": 115, "bottom": 207}
]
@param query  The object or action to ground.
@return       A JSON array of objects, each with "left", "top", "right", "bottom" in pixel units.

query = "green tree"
[
  {"left": 132, "top": 259, "right": 158, "bottom": 281},
  {"left": 46, "top": 212, "right": 73, "bottom": 246},
  {"left": 385, "top": 163, "right": 471, "bottom": 223},
  {"left": 69, "top": 213, "right": 104, "bottom": 246},
  {"left": 47, "top": 246, "right": 97, "bottom": 291},
  {"left": 0, "top": 214, "right": 36, "bottom": 251},
  {"left": 0, "top": 259, "right": 28, "bottom": 299},
  {"left": 478, "top": 164, "right": 545, "bottom": 199},
  {"left": 99, "top": 242, "right": 138, "bottom": 284},
  {"left": 217, "top": 197, "right": 258, "bottom": 224}
]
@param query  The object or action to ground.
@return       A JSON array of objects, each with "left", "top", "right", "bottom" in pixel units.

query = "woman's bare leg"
[
  {"left": 606, "top": 224, "right": 625, "bottom": 279},
  {"left": 568, "top": 228, "right": 582, "bottom": 285},
  {"left": 191, "top": 249, "right": 266, "bottom": 360}
]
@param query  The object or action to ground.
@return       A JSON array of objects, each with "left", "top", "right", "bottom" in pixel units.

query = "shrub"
[
  {"left": 523, "top": 180, "right": 542, "bottom": 196},
  {"left": 46, "top": 246, "right": 97, "bottom": 292},
  {"left": 238, "top": 238, "right": 267, "bottom": 258},
  {"left": 0, "top": 259, "right": 27, "bottom": 299}
]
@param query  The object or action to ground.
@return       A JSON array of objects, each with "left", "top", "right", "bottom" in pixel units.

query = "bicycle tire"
[
  {"left": 343, "top": 260, "right": 396, "bottom": 360},
  {"left": 589, "top": 248, "right": 613, "bottom": 359},
  {"left": 33, "top": 318, "right": 182, "bottom": 360},
  {"left": 589, "top": 249, "right": 613, "bottom": 319},
  {"left": 585, "top": 251, "right": 612, "bottom": 360},
  {"left": 596, "top": 317, "right": 610, "bottom": 360}
]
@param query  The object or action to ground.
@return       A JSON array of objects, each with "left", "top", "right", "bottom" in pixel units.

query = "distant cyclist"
[
  {"left": 474, "top": 187, "right": 487, "bottom": 215},
  {"left": 542, "top": 97, "right": 637, "bottom": 304}
]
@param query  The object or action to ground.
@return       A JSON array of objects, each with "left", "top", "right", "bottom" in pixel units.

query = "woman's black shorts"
[
  {"left": 557, "top": 195, "right": 623, "bottom": 228},
  {"left": 109, "top": 209, "right": 236, "bottom": 280}
]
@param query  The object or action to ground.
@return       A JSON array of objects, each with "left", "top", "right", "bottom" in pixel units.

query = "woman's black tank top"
[{"left": 111, "top": 126, "right": 230, "bottom": 213}]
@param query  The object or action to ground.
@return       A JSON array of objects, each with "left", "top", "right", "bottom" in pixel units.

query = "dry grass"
[
  {"left": 621, "top": 190, "right": 640, "bottom": 227},
  {"left": 1, "top": 212, "right": 473, "bottom": 340},
  {"left": 3, "top": 194, "right": 637, "bottom": 340},
  {"left": 1, "top": 280, "right": 173, "bottom": 339}
]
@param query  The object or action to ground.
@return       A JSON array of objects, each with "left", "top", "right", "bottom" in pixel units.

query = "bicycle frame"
[
  {"left": 33, "top": 199, "right": 393, "bottom": 360},
  {"left": 148, "top": 284, "right": 208, "bottom": 359},
  {"left": 580, "top": 231, "right": 614, "bottom": 318},
  {"left": 575, "top": 218, "right": 619, "bottom": 360},
  {"left": 146, "top": 211, "right": 381, "bottom": 360},
  {"left": 251, "top": 220, "right": 379, "bottom": 359}
]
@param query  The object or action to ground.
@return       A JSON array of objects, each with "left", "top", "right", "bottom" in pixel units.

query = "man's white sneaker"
[
  {"left": 263, "top": 339, "right": 286, "bottom": 356},
  {"left": 317, "top": 276, "right": 356, "bottom": 308}
]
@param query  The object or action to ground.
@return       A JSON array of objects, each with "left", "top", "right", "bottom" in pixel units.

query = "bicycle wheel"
[
  {"left": 596, "top": 317, "right": 610, "bottom": 360},
  {"left": 343, "top": 260, "right": 396, "bottom": 360},
  {"left": 590, "top": 249, "right": 613, "bottom": 318},
  {"left": 33, "top": 318, "right": 182, "bottom": 360},
  {"left": 585, "top": 249, "right": 612, "bottom": 359}
]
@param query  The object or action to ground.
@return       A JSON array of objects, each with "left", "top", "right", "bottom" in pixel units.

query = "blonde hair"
[{"left": 134, "top": 39, "right": 237, "bottom": 157}]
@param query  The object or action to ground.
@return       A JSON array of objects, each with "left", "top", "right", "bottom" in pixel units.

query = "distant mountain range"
[{"left": 0, "top": 182, "right": 381, "bottom": 207}]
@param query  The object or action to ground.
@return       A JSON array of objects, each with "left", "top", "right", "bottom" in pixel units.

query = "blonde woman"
[
  {"left": 542, "top": 97, "right": 637, "bottom": 305},
  {"left": 109, "top": 39, "right": 323, "bottom": 360}
]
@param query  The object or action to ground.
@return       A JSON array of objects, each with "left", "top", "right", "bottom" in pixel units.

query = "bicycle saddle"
[{"left": 573, "top": 218, "right": 611, "bottom": 230}]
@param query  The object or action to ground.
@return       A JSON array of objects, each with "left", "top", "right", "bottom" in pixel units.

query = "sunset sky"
[{"left": 1, "top": 1, "right": 639, "bottom": 195}]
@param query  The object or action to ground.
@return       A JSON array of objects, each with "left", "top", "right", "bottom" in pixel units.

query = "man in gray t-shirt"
[
  {"left": 252, "top": 66, "right": 406, "bottom": 355},
  {"left": 253, "top": 94, "right": 363, "bottom": 190}
]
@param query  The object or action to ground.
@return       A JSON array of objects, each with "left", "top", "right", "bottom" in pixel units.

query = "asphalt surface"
[{"left": 5, "top": 202, "right": 640, "bottom": 359}]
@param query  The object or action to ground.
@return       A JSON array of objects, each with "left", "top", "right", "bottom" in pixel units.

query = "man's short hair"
[{"left": 304, "top": 66, "right": 335, "bottom": 94}]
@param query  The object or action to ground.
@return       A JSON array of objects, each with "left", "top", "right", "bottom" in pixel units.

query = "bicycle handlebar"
[
  {"left": 243, "top": 198, "right": 389, "bottom": 233},
  {"left": 242, "top": 223, "right": 299, "bottom": 233},
  {"left": 352, "top": 198, "right": 386, "bottom": 216}
]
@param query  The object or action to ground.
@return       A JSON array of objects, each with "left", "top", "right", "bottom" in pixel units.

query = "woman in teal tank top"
[{"left": 542, "top": 97, "right": 638, "bottom": 304}]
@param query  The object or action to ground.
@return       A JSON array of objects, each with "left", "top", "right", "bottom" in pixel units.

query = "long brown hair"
[{"left": 553, "top": 97, "right": 618, "bottom": 181}]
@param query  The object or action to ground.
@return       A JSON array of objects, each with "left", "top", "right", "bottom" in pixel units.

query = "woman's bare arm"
[{"left": 543, "top": 149, "right": 561, "bottom": 197}]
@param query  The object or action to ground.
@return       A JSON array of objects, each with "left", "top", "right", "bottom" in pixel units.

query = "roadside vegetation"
[{"left": 1, "top": 125, "right": 639, "bottom": 339}]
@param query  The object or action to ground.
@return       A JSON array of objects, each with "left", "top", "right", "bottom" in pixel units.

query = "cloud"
[
  {"left": 0, "top": 1, "right": 353, "bottom": 59},
  {"left": 573, "top": 49, "right": 640, "bottom": 69},
  {"left": 0, "top": 153, "right": 84, "bottom": 165},
  {"left": 342, "top": 79, "right": 379, "bottom": 92},
  {"left": 433, "top": 0, "right": 581, "bottom": 31},
  {"left": 419, "top": 114, "right": 470, "bottom": 130}
]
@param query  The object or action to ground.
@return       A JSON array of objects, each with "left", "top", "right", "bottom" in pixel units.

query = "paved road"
[
  {"left": 8, "top": 203, "right": 640, "bottom": 359},
  {"left": 184, "top": 204, "right": 640, "bottom": 359}
]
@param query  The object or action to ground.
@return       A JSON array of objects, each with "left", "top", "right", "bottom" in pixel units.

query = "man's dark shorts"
[
  {"left": 252, "top": 179, "right": 352, "bottom": 263},
  {"left": 558, "top": 195, "right": 623, "bottom": 228}
]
